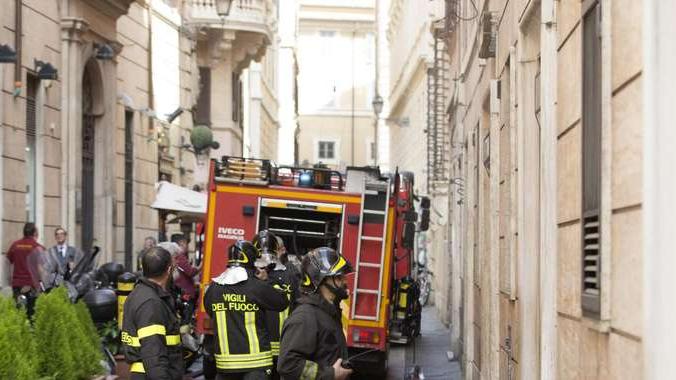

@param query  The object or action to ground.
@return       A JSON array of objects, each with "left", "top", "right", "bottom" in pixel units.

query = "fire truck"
[{"left": 197, "top": 156, "right": 423, "bottom": 375}]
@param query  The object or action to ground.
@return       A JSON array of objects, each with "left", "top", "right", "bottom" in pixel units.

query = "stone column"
[{"left": 60, "top": 18, "right": 89, "bottom": 244}]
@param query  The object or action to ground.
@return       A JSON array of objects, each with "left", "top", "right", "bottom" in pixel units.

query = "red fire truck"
[{"left": 197, "top": 157, "right": 422, "bottom": 375}]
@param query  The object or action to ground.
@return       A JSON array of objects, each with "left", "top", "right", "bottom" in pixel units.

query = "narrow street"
[{"left": 387, "top": 307, "right": 461, "bottom": 379}]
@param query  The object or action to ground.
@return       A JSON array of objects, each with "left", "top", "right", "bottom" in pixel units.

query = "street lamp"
[
  {"left": 371, "top": 94, "right": 384, "bottom": 165},
  {"left": 215, "top": 0, "right": 234, "bottom": 17},
  {"left": 372, "top": 94, "right": 384, "bottom": 116}
]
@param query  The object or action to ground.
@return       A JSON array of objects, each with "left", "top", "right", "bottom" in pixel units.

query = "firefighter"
[
  {"left": 204, "top": 240, "right": 289, "bottom": 380},
  {"left": 253, "top": 231, "right": 299, "bottom": 380},
  {"left": 277, "top": 247, "right": 354, "bottom": 380},
  {"left": 274, "top": 235, "right": 301, "bottom": 304},
  {"left": 121, "top": 246, "right": 184, "bottom": 380}
]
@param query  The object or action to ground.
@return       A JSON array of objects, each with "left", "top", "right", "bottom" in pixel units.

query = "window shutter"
[
  {"left": 582, "top": 213, "right": 601, "bottom": 313},
  {"left": 581, "top": 0, "right": 603, "bottom": 316}
]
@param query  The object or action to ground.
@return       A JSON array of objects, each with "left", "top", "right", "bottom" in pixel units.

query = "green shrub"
[
  {"left": 74, "top": 301, "right": 105, "bottom": 376},
  {"left": 0, "top": 296, "right": 39, "bottom": 379},
  {"left": 34, "top": 287, "right": 103, "bottom": 379}
]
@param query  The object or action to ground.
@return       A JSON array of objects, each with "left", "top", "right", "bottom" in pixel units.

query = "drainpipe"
[
  {"left": 0, "top": 62, "right": 5, "bottom": 287},
  {"left": 14, "top": 0, "right": 22, "bottom": 96}
]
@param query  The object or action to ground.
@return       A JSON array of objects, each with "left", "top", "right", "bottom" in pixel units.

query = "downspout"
[
  {"left": 351, "top": 25, "right": 356, "bottom": 166},
  {"left": 373, "top": 0, "right": 379, "bottom": 166},
  {"left": 14, "top": 0, "right": 22, "bottom": 96},
  {"left": 0, "top": 63, "right": 5, "bottom": 286}
]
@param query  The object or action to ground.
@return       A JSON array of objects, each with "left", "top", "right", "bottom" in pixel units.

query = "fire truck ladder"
[{"left": 350, "top": 178, "right": 391, "bottom": 321}]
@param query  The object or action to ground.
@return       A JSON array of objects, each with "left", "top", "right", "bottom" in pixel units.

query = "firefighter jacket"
[
  {"left": 277, "top": 293, "right": 348, "bottom": 380},
  {"left": 121, "top": 277, "right": 184, "bottom": 380},
  {"left": 265, "top": 266, "right": 300, "bottom": 357},
  {"left": 204, "top": 267, "right": 289, "bottom": 373}
]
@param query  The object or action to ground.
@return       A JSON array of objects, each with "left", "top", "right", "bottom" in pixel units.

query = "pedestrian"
[
  {"left": 253, "top": 231, "right": 299, "bottom": 380},
  {"left": 136, "top": 236, "right": 157, "bottom": 271},
  {"left": 277, "top": 247, "right": 354, "bottom": 380},
  {"left": 121, "top": 246, "right": 184, "bottom": 380},
  {"left": 171, "top": 233, "right": 202, "bottom": 325},
  {"left": 45, "top": 227, "right": 82, "bottom": 281},
  {"left": 5, "top": 223, "right": 44, "bottom": 302},
  {"left": 203, "top": 240, "right": 289, "bottom": 380}
]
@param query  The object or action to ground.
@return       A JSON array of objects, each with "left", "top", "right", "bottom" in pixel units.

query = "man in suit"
[{"left": 46, "top": 227, "right": 82, "bottom": 281}]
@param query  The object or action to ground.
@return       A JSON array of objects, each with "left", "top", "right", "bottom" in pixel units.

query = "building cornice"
[{"left": 88, "top": 0, "right": 136, "bottom": 20}]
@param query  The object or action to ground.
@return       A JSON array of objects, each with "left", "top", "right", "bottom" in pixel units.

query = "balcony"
[{"left": 187, "top": 0, "right": 275, "bottom": 42}]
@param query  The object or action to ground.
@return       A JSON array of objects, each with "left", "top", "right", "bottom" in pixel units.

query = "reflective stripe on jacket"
[
  {"left": 121, "top": 278, "right": 184, "bottom": 380},
  {"left": 204, "top": 272, "right": 289, "bottom": 373}
]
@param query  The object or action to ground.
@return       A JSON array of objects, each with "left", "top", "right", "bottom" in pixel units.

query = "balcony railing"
[{"left": 187, "top": 0, "right": 273, "bottom": 35}]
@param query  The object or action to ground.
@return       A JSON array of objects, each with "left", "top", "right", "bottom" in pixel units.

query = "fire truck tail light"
[{"left": 353, "top": 329, "right": 380, "bottom": 344}]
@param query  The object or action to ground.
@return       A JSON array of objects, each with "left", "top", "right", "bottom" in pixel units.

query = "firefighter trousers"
[{"left": 215, "top": 370, "right": 270, "bottom": 380}]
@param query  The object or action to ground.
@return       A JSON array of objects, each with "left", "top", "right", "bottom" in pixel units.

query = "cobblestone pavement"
[{"left": 387, "top": 306, "right": 462, "bottom": 379}]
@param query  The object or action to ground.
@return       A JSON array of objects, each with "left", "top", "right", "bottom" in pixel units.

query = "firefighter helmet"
[
  {"left": 227, "top": 240, "right": 259, "bottom": 269},
  {"left": 301, "top": 247, "right": 353, "bottom": 292},
  {"left": 252, "top": 230, "right": 279, "bottom": 255}
]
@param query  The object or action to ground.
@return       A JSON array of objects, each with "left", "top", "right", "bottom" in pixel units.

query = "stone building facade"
[
  {"left": 0, "top": 0, "right": 279, "bottom": 284},
  {"left": 431, "top": 0, "right": 673, "bottom": 378},
  {"left": 296, "top": 0, "right": 377, "bottom": 170},
  {"left": 384, "top": 0, "right": 451, "bottom": 319}
]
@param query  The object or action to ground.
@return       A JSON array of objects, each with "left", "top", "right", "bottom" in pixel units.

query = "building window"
[
  {"left": 319, "top": 30, "right": 337, "bottom": 108},
  {"left": 318, "top": 141, "right": 335, "bottom": 160},
  {"left": 25, "top": 74, "right": 38, "bottom": 222},
  {"left": 581, "top": 0, "right": 603, "bottom": 317},
  {"left": 232, "top": 72, "right": 243, "bottom": 125},
  {"left": 195, "top": 67, "right": 211, "bottom": 126}
]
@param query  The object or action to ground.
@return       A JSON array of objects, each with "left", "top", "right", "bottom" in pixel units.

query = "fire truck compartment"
[{"left": 258, "top": 198, "right": 344, "bottom": 255}]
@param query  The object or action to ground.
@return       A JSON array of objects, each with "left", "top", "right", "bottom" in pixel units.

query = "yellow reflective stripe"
[
  {"left": 215, "top": 351, "right": 273, "bottom": 369},
  {"left": 216, "top": 358, "right": 273, "bottom": 370},
  {"left": 279, "top": 307, "right": 289, "bottom": 336},
  {"left": 245, "top": 311, "right": 259, "bottom": 354},
  {"left": 300, "top": 360, "right": 319, "bottom": 380},
  {"left": 130, "top": 362, "right": 145, "bottom": 373},
  {"left": 331, "top": 256, "right": 347, "bottom": 273},
  {"left": 166, "top": 335, "right": 181, "bottom": 346},
  {"left": 137, "top": 324, "right": 166, "bottom": 339},
  {"left": 399, "top": 292, "right": 408, "bottom": 308},
  {"left": 117, "top": 282, "right": 135, "bottom": 291},
  {"left": 122, "top": 335, "right": 180, "bottom": 347},
  {"left": 215, "top": 351, "right": 272, "bottom": 361},
  {"left": 216, "top": 310, "right": 230, "bottom": 355},
  {"left": 271, "top": 341, "right": 280, "bottom": 356}
]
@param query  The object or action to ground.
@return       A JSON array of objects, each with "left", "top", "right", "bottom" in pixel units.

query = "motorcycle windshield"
[{"left": 26, "top": 246, "right": 63, "bottom": 292}]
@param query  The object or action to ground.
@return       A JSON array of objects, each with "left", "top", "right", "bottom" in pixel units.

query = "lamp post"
[
  {"left": 215, "top": 0, "right": 234, "bottom": 17},
  {"left": 372, "top": 94, "right": 383, "bottom": 166}
]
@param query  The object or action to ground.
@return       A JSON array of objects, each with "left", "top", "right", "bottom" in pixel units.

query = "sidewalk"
[{"left": 387, "top": 306, "right": 462, "bottom": 379}]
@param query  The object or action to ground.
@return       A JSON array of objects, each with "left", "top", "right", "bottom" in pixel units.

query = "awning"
[{"left": 151, "top": 181, "right": 207, "bottom": 223}]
